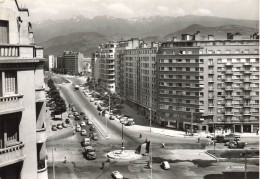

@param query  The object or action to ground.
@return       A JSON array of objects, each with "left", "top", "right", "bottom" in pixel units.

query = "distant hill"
[
  {"left": 163, "top": 24, "right": 257, "bottom": 40},
  {"left": 39, "top": 32, "right": 110, "bottom": 57},
  {"left": 33, "top": 15, "right": 258, "bottom": 43}
]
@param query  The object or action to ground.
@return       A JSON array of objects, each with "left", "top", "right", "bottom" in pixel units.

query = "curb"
[{"left": 205, "top": 151, "right": 219, "bottom": 162}]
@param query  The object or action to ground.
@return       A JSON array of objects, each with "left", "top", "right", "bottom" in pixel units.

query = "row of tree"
[{"left": 47, "top": 79, "right": 67, "bottom": 119}]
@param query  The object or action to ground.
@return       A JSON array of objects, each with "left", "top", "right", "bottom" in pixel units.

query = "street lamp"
[
  {"left": 149, "top": 108, "right": 152, "bottom": 132},
  {"left": 121, "top": 121, "right": 124, "bottom": 152}
]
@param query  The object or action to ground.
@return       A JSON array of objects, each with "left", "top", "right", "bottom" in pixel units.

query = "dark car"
[
  {"left": 75, "top": 116, "right": 80, "bottom": 121},
  {"left": 51, "top": 125, "right": 57, "bottom": 131},
  {"left": 65, "top": 118, "right": 70, "bottom": 124},
  {"left": 86, "top": 151, "right": 96, "bottom": 160},
  {"left": 228, "top": 141, "right": 247, "bottom": 149},
  {"left": 89, "top": 126, "right": 96, "bottom": 132},
  {"left": 89, "top": 132, "right": 98, "bottom": 141},
  {"left": 83, "top": 115, "right": 88, "bottom": 120}
]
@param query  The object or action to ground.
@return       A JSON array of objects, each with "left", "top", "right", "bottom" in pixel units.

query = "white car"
[
  {"left": 81, "top": 129, "right": 87, "bottom": 136},
  {"left": 111, "top": 171, "right": 123, "bottom": 179},
  {"left": 81, "top": 121, "right": 86, "bottom": 126},
  {"left": 76, "top": 126, "right": 81, "bottom": 132},
  {"left": 76, "top": 124, "right": 80, "bottom": 128},
  {"left": 68, "top": 114, "right": 74, "bottom": 118},
  {"left": 161, "top": 161, "right": 170, "bottom": 170},
  {"left": 90, "top": 98, "right": 94, "bottom": 102},
  {"left": 87, "top": 120, "right": 93, "bottom": 125}
]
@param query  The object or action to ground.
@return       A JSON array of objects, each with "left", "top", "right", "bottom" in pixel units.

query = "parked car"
[
  {"left": 76, "top": 126, "right": 81, "bottom": 132},
  {"left": 65, "top": 118, "right": 70, "bottom": 124},
  {"left": 89, "top": 125, "right": 96, "bottom": 132},
  {"left": 74, "top": 112, "right": 79, "bottom": 117},
  {"left": 224, "top": 133, "right": 240, "bottom": 142},
  {"left": 62, "top": 123, "right": 68, "bottom": 128},
  {"left": 111, "top": 171, "right": 123, "bottom": 179},
  {"left": 83, "top": 115, "right": 88, "bottom": 120},
  {"left": 87, "top": 120, "right": 93, "bottom": 125},
  {"left": 161, "top": 161, "right": 170, "bottom": 170},
  {"left": 109, "top": 115, "right": 115, "bottom": 120},
  {"left": 80, "top": 112, "right": 85, "bottom": 115},
  {"left": 85, "top": 151, "right": 96, "bottom": 160},
  {"left": 125, "top": 121, "right": 135, "bottom": 126},
  {"left": 84, "top": 146, "right": 95, "bottom": 153},
  {"left": 75, "top": 116, "right": 80, "bottom": 121},
  {"left": 81, "top": 121, "right": 86, "bottom": 127},
  {"left": 57, "top": 124, "right": 63, "bottom": 129},
  {"left": 68, "top": 114, "right": 74, "bottom": 118},
  {"left": 228, "top": 141, "right": 247, "bottom": 149},
  {"left": 51, "top": 125, "right": 57, "bottom": 131},
  {"left": 89, "top": 132, "right": 98, "bottom": 141},
  {"left": 76, "top": 124, "right": 80, "bottom": 128},
  {"left": 90, "top": 98, "right": 94, "bottom": 102},
  {"left": 81, "top": 129, "right": 87, "bottom": 136},
  {"left": 72, "top": 107, "right": 76, "bottom": 112},
  {"left": 82, "top": 138, "right": 91, "bottom": 146}
]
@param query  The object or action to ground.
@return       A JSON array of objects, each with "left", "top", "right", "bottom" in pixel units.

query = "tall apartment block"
[
  {"left": 157, "top": 31, "right": 259, "bottom": 133},
  {"left": 63, "top": 51, "right": 84, "bottom": 75},
  {"left": 115, "top": 38, "right": 140, "bottom": 96},
  {"left": 98, "top": 42, "right": 117, "bottom": 92},
  {"left": 0, "top": 0, "right": 48, "bottom": 178},
  {"left": 123, "top": 42, "right": 159, "bottom": 120},
  {"left": 91, "top": 52, "right": 100, "bottom": 81}
]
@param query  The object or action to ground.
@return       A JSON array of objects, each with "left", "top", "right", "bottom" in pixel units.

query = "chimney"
[
  {"left": 208, "top": 35, "right": 214, "bottom": 40},
  {"left": 194, "top": 31, "right": 201, "bottom": 40},
  {"left": 172, "top": 37, "right": 177, "bottom": 41}
]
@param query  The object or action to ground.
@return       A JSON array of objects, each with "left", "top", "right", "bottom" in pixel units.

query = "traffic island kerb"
[{"left": 107, "top": 150, "right": 142, "bottom": 161}]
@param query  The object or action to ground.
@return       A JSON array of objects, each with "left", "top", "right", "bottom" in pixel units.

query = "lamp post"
[
  {"left": 106, "top": 94, "right": 110, "bottom": 136},
  {"left": 149, "top": 108, "right": 152, "bottom": 132},
  {"left": 121, "top": 121, "right": 124, "bottom": 152}
]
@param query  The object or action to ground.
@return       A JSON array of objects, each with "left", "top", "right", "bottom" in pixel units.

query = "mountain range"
[{"left": 34, "top": 15, "right": 258, "bottom": 57}]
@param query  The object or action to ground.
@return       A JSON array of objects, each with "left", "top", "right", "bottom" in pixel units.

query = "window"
[
  {"left": 186, "top": 59, "right": 190, "bottom": 63},
  {"left": 186, "top": 67, "right": 190, "bottom": 71},
  {"left": 168, "top": 59, "right": 173, "bottom": 63},
  {"left": 0, "top": 20, "right": 9, "bottom": 43},
  {"left": 177, "top": 59, "right": 182, "bottom": 63},
  {"left": 4, "top": 71, "right": 17, "bottom": 95}
]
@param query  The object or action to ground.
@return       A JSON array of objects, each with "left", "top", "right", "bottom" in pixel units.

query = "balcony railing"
[
  {"left": 36, "top": 123, "right": 47, "bottom": 143},
  {"left": 243, "top": 95, "right": 251, "bottom": 99},
  {"left": 37, "top": 159, "right": 48, "bottom": 179},
  {"left": 0, "top": 94, "right": 24, "bottom": 115},
  {"left": 35, "top": 88, "right": 46, "bottom": 103},
  {"left": 243, "top": 87, "right": 252, "bottom": 91},
  {"left": 0, "top": 142, "right": 25, "bottom": 168},
  {"left": 225, "top": 70, "right": 233, "bottom": 74},
  {"left": 225, "top": 112, "right": 234, "bottom": 115}
]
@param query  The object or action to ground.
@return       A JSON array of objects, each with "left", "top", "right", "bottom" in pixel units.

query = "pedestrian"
[
  {"left": 139, "top": 133, "right": 142, "bottom": 138},
  {"left": 256, "top": 128, "right": 259, "bottom": 135},
  {"left": 198, "top": 137, "right": 200, "bottom": 143},
  {"left": 64, "top": 156, "right": 67, "bottom": 163},
  {"left": 145, "top": 138, "right": 148, "bottom": 142},
  {"left": 101, "top": 162, "right": 105, "bottom": 169}
]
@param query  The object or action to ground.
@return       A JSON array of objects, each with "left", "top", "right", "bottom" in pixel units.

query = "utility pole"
[
  {"left": 191, "top": 111, "right": 193, "bottom": 135},
  {"left": 245, "top": 149, "right": 247, "bottom": 179},
  {"left": 107, "top": 94, "right": 110, "bottom": 136},
  {"left": 150, "top": 140, "right": 153, "bottom": 179},
  {"left": 52, "top": 148, "right": 55, "bottom": 179},
  {"left": 149, "top": 108, "right": 152, "bottom": 132},
  {"left": 121, "top": 122, "right": 124, "bottom": 152}
]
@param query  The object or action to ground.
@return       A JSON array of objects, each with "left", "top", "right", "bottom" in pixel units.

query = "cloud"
[
  {"left": 193, "top": 8, "right": 212, "bottom": 16},
  {"left": 107, "top": 3, "right": 134, "bottom": 16}
]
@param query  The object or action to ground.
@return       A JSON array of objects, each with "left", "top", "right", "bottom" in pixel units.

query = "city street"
[{"left": 45, "top": 75, "right": 259, "bottom": 179}]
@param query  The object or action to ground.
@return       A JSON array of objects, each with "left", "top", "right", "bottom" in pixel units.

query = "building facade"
[
  {"left": 48, "top": 55, "right": 56, "bottom": 71},
  {"left": 63, "top": 51, "right": 84, "bottom": 75},
  {"left": 157, "top": 32, "right": 259, "bottom": 133},
  {"left": 0, "top": 0, "right": 48, "bottom": 178},
  {"left": 123, "top": 42, "right": 159, "bottom": 121},
  {"left": 98, "top": 42, "right": 117, "bottom": 92},
  {"left": 91, "top": 52, "right": 100, "bottom": 81}
]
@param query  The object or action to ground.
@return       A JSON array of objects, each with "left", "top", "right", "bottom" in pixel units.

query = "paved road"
[{"left": 46, "top": 75, "right": 259, "bottom": 179}]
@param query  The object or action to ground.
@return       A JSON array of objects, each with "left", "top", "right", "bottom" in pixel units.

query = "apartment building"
[
  {"left": 124, "top": 42, "right": 159, "bottom": 120},
  {"left": 0, "top": 0, "right": 48, "bottom": 178},
  {"left": 115, "top": 38, "right": 140, "bottom": 96},
  {"left": 98, "top": 42, "right": 117, "bottom": 92},
  {"left": 157, "top": 31, "right": 259, "bottom": 133},
  {"left": 63, "top": 51, "right": 84, "bottom": 75},
  {"left": 91, "top": 52, "right": 99, "bottom": 81}
]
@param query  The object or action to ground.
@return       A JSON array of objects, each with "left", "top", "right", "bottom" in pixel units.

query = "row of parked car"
[
  {"left": 207, "top": 133, "right": 246, "bottom": 149},
  {"left": 51, "top": 122, "right": 68, "bottom": 131}
]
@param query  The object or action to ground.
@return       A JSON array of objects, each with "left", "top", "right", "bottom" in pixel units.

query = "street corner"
[{"left": 107, "top": 150, "right": 143, "bottom": 161}]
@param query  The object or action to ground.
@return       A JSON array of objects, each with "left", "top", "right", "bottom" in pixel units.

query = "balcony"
[
  {"left": 243, "top": 95, "right": 251, "bottom": 99},
  {"left": 243, "top": 70, "right": 253, "bottom": 74},
  {"left": 37, "top": 159, "right": 48, "bottom": 179},
  {"left": 225, "top": 103, "right": 234, "bottom": 107},
  {"left": 208, "top": 103, "right": 214, "bottom": 107},
  {"left": 243, "top": 113, "right": 252, "bottom": 116},
  {"left": 208, "top": 70, "right": 214, "bottom": 74},
  {"left": 35, "top": 88, "right": 46, "bottom": 103},
  {"left": 0, "top": 44, "right": 44, "bottom": 59},
  {"left": 225, "top": 78, "right": 233, "bottom": 83},
  {"left": 225, "top": 62, "right": 233, "bottom": 66},
  {"left": 243, "top": 87, "right": 252, "bottom": 91},
  {"left": 0, "top": 142, "right": 25, "bottom": 168},
  {"left": 208, "top": 87, "right": 214, "bottom": 91},
  {"left": 225, "top": 87, "right": 233, "bottom": 91},
  {"left": 107, "top": 73, "right": 115, "bottom": 76},
  {"left": 36, "top": 123, "right": 47, "bottom": 143},
  {"left": 225, "top": 112, "right": 234, "bottom": 115},
  {"left": 208, "top": 112, "right": 215, "bottom": 115},
  {"left": 208, "top": 95, "right": 215, "bottom": 99},
  {"left": 243, "top": 78, "right": 252, "bottom": 83},
  {"left": 243, "top": 62, "right": 252, "bottom": 66},
  {"left": 0, "top": 94, "right": 24, "bottom": 115},
  {"left": 225, "top": 95, "right": 233, "bottom": 99},
  {"left": 225, "top": 70, "right": 233, "bottom": 74},
  {"left": 106, "top": 78, "right": 115, "bottom": 81}
]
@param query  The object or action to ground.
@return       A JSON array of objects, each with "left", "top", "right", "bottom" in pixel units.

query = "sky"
[{"left": 18, "top": 0, "right": 259, "bottom": 22}]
